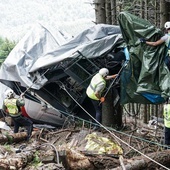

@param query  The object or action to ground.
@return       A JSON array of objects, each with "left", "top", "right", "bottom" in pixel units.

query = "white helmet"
[
  {"left": 164, "top": 21, "right": 170, "bottom": 30},
  {"left": 99, "top": 68, "right": 109, "bottom": 77},
  {"left": 5, "top": 89, "right": 14, "bottom": 99}
]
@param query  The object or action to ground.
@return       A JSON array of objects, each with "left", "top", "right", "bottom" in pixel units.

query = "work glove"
[
  {"left": 140, "top": 38, "right": 146, "bottom": 43},
  {"left": 100, "top": 97, "right": 105, "bottom": 103}
]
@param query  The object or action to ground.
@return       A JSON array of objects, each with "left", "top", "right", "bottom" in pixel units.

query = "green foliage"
[
  {"left": 32, "top": 151, "right": 42, "bottom": 166},
  {"left": 4, "top": 132, "right": 13, "bottom": 144},
  {"left": 0, "top": 37, "right": 17, "bottom": 65},
  {"left": 0, "top": 37, "right": 4, "bottom": 46},
  {"left": 3, "top": 144, "right": 13, "bottom": 153}
]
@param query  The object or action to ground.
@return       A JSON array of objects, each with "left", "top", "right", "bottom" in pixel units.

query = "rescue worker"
[
  {"left": 163, "top": 98, "right": 170, "bottom": 147},
  {"left": 2, "top": 89, "right": 33, "bottom": 141},
  {"left": 140, "top": 21, "right": 170, "bottom": 70},
  {"left": 86, "top": 68, "right": 117, "bottom": 123}
]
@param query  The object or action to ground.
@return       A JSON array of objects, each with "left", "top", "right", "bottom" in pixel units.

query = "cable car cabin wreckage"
[
  {"left": 10, "top": 48, "right": 126, "bottom": 127},
  {"left": 0, "top": 23, "right": 128, "bottom": 127}
]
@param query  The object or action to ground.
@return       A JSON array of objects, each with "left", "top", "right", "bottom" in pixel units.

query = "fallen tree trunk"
[
  {"left": 65, "top": 149, "right": 95, "bottom": 170},
  {"left": 0, "top": 131, "right": 37, "bottom": 144},
  {"left": 0, "top": 132, "right": 28, "bottom": 144},
  {"left": 112, "top": 150, "right": 170, "bottom": 170}
]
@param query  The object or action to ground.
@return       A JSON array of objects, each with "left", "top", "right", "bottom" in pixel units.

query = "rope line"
[
  {"left": 16, "top": 83, "right": 167, "bottom": 148},
  {"left": 60, "top": 82, "right": 170, "bottom": 170},
  {"left": 15, "top": 81, "right": 170, "bottom": 169}
]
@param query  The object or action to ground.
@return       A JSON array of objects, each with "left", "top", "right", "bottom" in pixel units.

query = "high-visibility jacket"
[
  {"left": 163, "top": 104, "right": 170, "bottom": 128},
  {"left": 86, "top": 73, "right": 106, "bottom": 100},
  {"left": 4, "top": 98, "right": 21, "bottom": 117}
]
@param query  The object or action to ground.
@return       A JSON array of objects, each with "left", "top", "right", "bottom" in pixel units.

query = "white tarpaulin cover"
[{"left": 0, "top": 23, "right": 121, "bottom": 89}]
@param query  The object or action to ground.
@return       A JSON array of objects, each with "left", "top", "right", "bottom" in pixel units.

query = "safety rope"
[
  {"left": 60, "top": 82, "right": 170, "bottom": 170},
  {"left": 14, "top": 82, "right": 40, "bottom": 105},
  {"left": 103, "top": 60, "right": 128, "bottom": 99},
  {"left": 14, "top": 80, "right": 170, "bottom": 169},
  {"left": 15, "top": 81, "right": 167, "bottom": 146}
]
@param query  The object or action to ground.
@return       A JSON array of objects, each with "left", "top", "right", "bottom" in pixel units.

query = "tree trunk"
[
  {"left": 94, "top": 0, "right": 106, "bottom": 24},
  {"left": 0, "top": 132, "right": 28, "bottom": 144},
  {"left": 0, "top": 131, "right": 37, "bottom": 144},
  {"left": 105, "top": 0, "right": 111, "bottom": 24},
  {"left": 110, "top": 0, "right": 117, "bottom": 25},
  {"left": 112, "top": 150, "right": 170, "bottom": 170},
  {"left": 102, "top": 88, "right": 122, "bottom": 128},
  {"left": 144, "top": 0, "right": 149, "bottom": 20},
  {"left": 66, "top": 149, "right": 95, "bottom": 170},
  {"left": 102, "top": 89, "right": 115, "bottom": 127},
  {"left": 160, "top": 0, "right": 168, "bottom": 28}
]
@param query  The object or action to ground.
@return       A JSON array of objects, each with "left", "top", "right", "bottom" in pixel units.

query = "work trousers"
[
  {"left": 12, "top": 115, "right": 33, "bottom": 140},
  {"left": 91, "top": 99, "right": 102, "bottom": 123},
  {"left": 164, "top": 126, "right": 170, "bottom": 146},
  {"left": 165, "top": 55, "right": 170, "bottom": 71}
]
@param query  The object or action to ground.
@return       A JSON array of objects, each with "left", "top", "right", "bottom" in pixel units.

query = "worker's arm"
[
  {"left": 94, "top": 91, "right": 101, "bottom": 100},
  {"left": 105, "top": 74, "right": 117, "bottom": 80},
  {"left": 95, "top": 85, "right": 105, "bottom": 102},
  {"left": 145, "top": 39, "right": 165, "bottom": 46},
  {"left": 94, "top": 91, "right": 105, "bottom": 103},
  {"left": 16, "top": 98, "right": 25, "bottom": 107}
]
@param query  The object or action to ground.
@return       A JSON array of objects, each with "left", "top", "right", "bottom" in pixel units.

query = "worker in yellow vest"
[
  {"left": 163, "top": 98, "right": 170, "bottom": 146},
  {"left": 86, "top": 68, "right": 117, "bottom": 123},
  {"left": 2, "top": 89, "right": 33, "bottom": 141}
]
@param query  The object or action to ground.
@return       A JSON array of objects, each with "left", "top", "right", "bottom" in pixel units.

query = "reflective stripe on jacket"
[
  {"left": 163, "top": 104, "right": 170, "bottom": 128},
  {"left": 86, "top": 73, "right": 106, "bottom": 100},
  {"left": 4, "top": 98, "right": 20, "bottom": 117}
]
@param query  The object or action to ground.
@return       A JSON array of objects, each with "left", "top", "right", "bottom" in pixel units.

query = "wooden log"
[
  {"left": 65, "top": 149, "right": 95, "bottom": 170},
  {"left": 0, "top": 131, "right": 37, "bottom": 144},
  {"left": 111, "top": 150, "right": 170, "bottom": 170},
  {"left": 0, "top": 132, "right": 27, "bottom": 144}
]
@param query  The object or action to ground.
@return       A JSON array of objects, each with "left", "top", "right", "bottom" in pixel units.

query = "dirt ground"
[{"left": 0, "top": 117, "right": 167, "bottom": 170}]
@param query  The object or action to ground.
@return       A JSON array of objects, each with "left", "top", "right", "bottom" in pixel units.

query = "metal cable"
[{"left": 60, "top": 82, "right": 170, "bottom": 170}]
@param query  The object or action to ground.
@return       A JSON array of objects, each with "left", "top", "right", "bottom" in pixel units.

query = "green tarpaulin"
[{"left": 118, "top": 11, "right": 170, "bottom": 104}]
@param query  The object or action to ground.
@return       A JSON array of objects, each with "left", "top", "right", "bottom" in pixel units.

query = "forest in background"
[
  {"left": 94, "top": 0, "right": 170, "bottom": 29},
  {"left": 0, "top": 0, "right": 95, "bottom": 40},
  {"left": 93, "top": 0, "right": 170, "bottom": 124}
]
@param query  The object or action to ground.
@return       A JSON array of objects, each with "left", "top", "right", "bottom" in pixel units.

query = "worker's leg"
[
  {"left": 13, "top": 118, "right": 20, "bottom": 133},
  {"left": 164, "top": 126, "right": 170, "bottom": 147},
  {"left": 165, "top": 56, "right": 170, "bottom": 71},
  {"left": 18, "top": 116, "right": 33, "bottom": 140},
  {"left": 23, "top": 117, "right": 33, "bottom": 140},
  {"left": 91, "top": 100, "right": 102, "bottom": 123}
]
